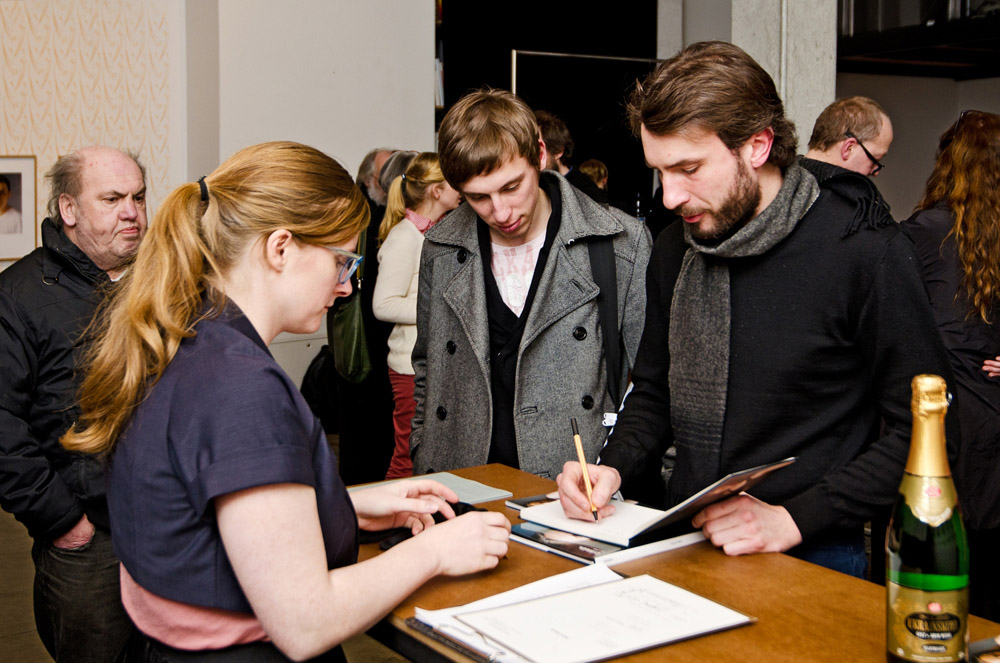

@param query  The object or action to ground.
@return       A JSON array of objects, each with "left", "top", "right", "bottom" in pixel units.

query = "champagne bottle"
[{"left": 886, "top": 374, "right": 969, "bottom": 662}]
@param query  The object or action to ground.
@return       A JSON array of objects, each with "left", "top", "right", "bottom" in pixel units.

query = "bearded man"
[{"left": 556, "top": 42, "right": 956, "bottom": 579}]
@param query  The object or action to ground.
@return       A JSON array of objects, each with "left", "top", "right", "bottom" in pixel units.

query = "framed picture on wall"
[{"left": 0, "top": 155, "right": 37, "bottom": 261}]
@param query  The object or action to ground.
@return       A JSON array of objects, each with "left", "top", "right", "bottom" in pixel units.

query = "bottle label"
[
  {"left": 900, "top": 475, "right": 957, "bottom": 527},
  {"left": 887, "top": 581, "right": 968, "bottom": 661}
]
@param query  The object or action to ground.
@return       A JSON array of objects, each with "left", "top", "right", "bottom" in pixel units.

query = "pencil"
[{"left": 570, "top": 417, "right": 599, "bottom": 521}]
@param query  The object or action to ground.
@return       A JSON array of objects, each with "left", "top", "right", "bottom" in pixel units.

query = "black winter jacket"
[{"left": 0, "top": 219, "right": 112, "bottom": 539}]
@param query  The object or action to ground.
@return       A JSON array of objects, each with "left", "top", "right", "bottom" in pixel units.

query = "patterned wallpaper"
[{"left": 0, "top": 0, "right": 172, "bottom": 269}]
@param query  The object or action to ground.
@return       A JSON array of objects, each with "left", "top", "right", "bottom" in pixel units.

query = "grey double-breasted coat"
[{"left": 410, "top": 174, "right": 651, "bottom": 479}]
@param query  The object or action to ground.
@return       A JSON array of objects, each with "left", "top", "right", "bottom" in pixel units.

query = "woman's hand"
[
  {"left": 350, "top": 480, "right": 457, "bottom": 534},
  {"left": 983, "top": 356, "right": 1000, "bottom": 378},
  {"left": 405, "top": 511, "right": 511, "bottom": 576}
]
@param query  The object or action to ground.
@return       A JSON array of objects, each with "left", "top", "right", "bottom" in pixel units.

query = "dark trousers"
[
  {"left": 969, "top": 525, "right": 1000, "bottom": 622},
  {"left": 126, "top": 632, "right": 346, "bottom": 663},
  {"left": 31, "top": 525, "right": 134, "bottom": 663},
  {"left": 787, "top": 530, "right": 869, "bottom": 580}
]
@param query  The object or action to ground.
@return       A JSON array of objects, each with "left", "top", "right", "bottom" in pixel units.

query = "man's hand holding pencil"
[{"left": 556, "top": 459, "right": 622, "bottom": 522}]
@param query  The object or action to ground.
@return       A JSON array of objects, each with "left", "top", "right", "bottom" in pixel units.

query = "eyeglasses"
[
  {"left": 324, "top": 246, "right": 363, "bottom": 284},
  {"left": 844, "top": 131, "right": 885, "bottom": 176}
]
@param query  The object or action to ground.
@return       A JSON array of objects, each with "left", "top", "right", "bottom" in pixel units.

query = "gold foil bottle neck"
[
  {"left": 911, "top": 374, "right": 949, "bottom": 415},
  {"left": 905, "top": 374, "right": 952, "bottom": 477}
]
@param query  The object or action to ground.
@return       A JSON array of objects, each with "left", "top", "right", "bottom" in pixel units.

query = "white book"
[{"left": 519, "top": 457, "right": 795, "bottom": 546}]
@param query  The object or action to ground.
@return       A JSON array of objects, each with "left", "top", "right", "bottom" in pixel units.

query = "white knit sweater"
[{"left": 372, "top": 218, "right": 424, "bottom": 374}]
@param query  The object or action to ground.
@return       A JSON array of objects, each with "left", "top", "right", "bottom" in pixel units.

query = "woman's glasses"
[{"left": 325, "top": 247, "right": 363, "bottom": 284}]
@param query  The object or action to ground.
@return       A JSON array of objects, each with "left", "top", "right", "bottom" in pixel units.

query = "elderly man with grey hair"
[
  {"left": 357, "top": 146, "right": 394, "bottom": 207},
  {"left": 0, "top": 146, "right": 147, "bottom": 662}
]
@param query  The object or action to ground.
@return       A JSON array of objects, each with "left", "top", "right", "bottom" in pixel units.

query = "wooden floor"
[
  {"left": 0, "top": 505, "right": 406, "bottom": 663},
  {"left": 0, "top": 508, "right": 50, "bottom": 662}
]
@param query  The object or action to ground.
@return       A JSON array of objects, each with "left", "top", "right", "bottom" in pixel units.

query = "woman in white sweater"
[{"left": 373, "top": 152, "right": 460, "bottom": 478}]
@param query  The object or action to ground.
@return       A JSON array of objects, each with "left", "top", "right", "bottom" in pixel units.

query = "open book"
[
  {"left": 519, "top": 457, "right": 795, "bottom": 546},
  {"left": 411, "top": 565, "right": 752, "bottom": 663}
]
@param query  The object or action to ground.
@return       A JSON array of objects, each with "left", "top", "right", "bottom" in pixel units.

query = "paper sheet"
[
  {"left": 414, "top": 565, "right": 624, "bottom": 663},
  {"left": 456, "top": 574, "right": 752, "bottom": 663}
]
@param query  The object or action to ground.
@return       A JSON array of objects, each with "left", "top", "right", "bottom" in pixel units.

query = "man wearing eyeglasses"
[{"left": 804, "top": 96, "right": 893, "bottom": 177}]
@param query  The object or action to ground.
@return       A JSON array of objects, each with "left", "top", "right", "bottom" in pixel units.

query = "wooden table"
[{"left": 360, "top": 464, "right": 1000, "bottom": 663}]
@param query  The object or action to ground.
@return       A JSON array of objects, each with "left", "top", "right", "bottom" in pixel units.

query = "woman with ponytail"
[
  {"left": 902, "top": 111, "right": 1000, "bottom": 621},
  {"left": 61, "top": 141, "right": 508, "bottom": 662},
  {"left": 372, "top": 152, "right": 460, "bottom": 478}
]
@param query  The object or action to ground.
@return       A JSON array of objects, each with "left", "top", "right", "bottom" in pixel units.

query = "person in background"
[
  {"left": 61, "top": 141, "right": 510, "bottom": 663},
  {"left": 557, "top": 42, "right": 955, "bottom": 579},
  {"left": 0, "top": 146, "right": 147, "bottom": 662},
  {"left": 902, "top": 110, "right": 1000, "bottom": 620},
  {"left": 535, "top": 109, "right": 609, "bottom": 206},
  {"left": 328, "top": 147, "right": 398, "bottom": 485},
  {"left": 578, "top": 159, "right": 608, "bottom": 193},
  {"left": 804, "top": 96, "right": 893, "bottom": 178},
  {"left": 373, "top": 152, "right": 461, "bottom": 479},
  {"left": 377, "top": 150, "right": 419, "bottom": 204},
  {"left": 358, "top": 147, "right": 394, "bottom": 208}
]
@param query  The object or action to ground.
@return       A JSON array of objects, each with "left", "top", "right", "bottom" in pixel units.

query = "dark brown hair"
[
  {"left": 627, "top": 41, "right": 797, "bottom": 168},
  {"left": 535, "top": 110, "right": 574, "bottom": 161}
]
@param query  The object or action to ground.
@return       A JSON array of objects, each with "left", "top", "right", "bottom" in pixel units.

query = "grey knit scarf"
[{"left": 668, "top": 162, "right": 819, "bottom": 489}]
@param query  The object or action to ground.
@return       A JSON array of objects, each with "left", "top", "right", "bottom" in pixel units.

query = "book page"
[
  {"left": 519, "top": 500, "right": 665, "bottom": 546},
  {"left": 456, "top": 574, "right": 752, "bottom": 663}
]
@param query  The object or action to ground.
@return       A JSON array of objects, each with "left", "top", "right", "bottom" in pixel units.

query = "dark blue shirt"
[{"left": 109, "top": 303, "right": 358, "bottom": 613}]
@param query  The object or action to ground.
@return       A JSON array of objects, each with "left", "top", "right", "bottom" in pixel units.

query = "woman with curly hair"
[{"left": 902, "top": 110, "right": 1000, "bottom": 620}]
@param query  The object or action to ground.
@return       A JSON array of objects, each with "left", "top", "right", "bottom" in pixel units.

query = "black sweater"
[{"left": 601, "top": 183, "right": 958, "bottom": 543}]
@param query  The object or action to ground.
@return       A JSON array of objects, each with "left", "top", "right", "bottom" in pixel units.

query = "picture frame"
[{"left": 0, "top": 155, "right": 38, "bottom": 261}]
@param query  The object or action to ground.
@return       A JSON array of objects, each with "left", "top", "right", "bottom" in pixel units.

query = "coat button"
[
  {"left": 581, "top": 395, "right": 594, "bottom": 410},
  {"left": 446, "top": 340, "right": 457, "bottom": 354},
  {"left": 573, "top": 326, "right": 587, "bottom": 341},
  {"left": 436, "top": 406, "right": 448, "bottom": 420},
  {"left": 457, "top": 249, "right": 468, "bottom": 263}
]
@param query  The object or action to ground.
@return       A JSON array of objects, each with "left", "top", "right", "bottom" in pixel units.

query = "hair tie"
[
  {"left": 197, "top": 176, "right": 209, "bottom": 202},
  {"left": 399, "top": 173, "right": 407, "bottom": 195}
]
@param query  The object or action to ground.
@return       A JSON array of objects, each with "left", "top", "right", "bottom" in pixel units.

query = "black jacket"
[
  {"left": 602, "top": 168, "right": 957, "bottom": 543},
  {"left": 0, "top": 218, "right": 112, "bottom": 539},
  {"left": 902, "top": 205, "right": 1000, "bottom": 530}
]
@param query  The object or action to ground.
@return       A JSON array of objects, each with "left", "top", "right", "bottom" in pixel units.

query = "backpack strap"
[{"left": 588, "top": 236, "right": 622, "bottom": 408}]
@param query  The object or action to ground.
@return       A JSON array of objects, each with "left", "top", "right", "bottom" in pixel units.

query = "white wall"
[
  {"left": 217, "top": 0, "right": 435, "bottom": 176},
  {"left": 208, "top": 0, "right": 436, "bottom": 385},
  {"left": 837, "top": 73, "right": 1000, "bottom": 216}
]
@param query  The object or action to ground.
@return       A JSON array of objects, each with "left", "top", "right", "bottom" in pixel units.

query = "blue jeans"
[
  {"left": 787, "top": 533, "right": 869, "bottom": 579},
  {"left": 32, "top": 525, "right": 134, "bottom": 663}
]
